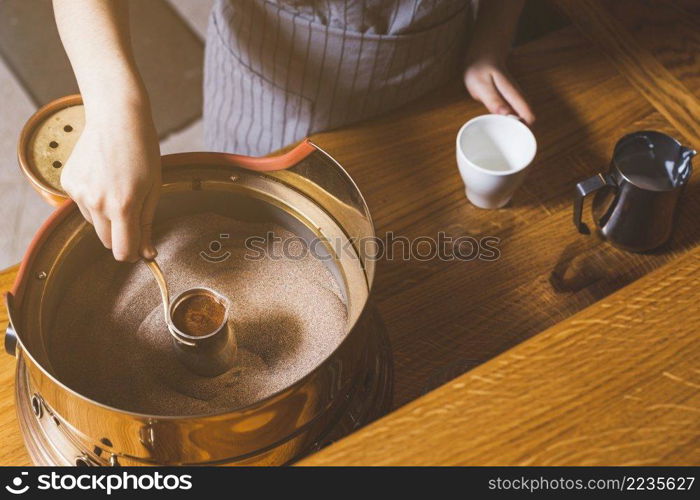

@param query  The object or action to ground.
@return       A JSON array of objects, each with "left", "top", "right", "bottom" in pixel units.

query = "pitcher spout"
[
  {"left": 671, "top": 146, "right": 695, "bottom": 183},
  {"left": 681, "top": 146, "right": 697, "bottom": 160}
]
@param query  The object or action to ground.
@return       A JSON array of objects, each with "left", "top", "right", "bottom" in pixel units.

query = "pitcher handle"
[{"left": 573, "top": 173, "right": 616, "bottom": 235}]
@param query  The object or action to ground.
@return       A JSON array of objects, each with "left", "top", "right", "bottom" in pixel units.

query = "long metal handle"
[
  {"left": 146, "top": 259, "right": 169, "bottom": 324},
  {"left": 573, "top": 173, "right": 616, "bottom": 235},
  {"left": 145, "top": 259, "right": 196, "bottom": 347}
]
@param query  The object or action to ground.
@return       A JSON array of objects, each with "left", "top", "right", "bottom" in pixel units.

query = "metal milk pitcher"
[{"left": 574, "top": 131, "right": 695, "bottom": 252}]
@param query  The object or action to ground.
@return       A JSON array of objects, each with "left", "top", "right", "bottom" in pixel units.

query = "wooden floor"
[{"left": 1, "top": 0, "right": 699, "bottom": 465}]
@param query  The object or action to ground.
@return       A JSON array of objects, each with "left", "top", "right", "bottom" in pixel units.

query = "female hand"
[
  {"left": 60, "top": 101, "right": 161, "bottom": 262},
  {"left": 463, "top": 56, "right": 535, "bottom": 125}
]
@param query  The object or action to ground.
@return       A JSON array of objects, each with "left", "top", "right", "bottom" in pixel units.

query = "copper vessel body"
[{"left": 7, "top": 97, "right": 391, "bottom": 465}]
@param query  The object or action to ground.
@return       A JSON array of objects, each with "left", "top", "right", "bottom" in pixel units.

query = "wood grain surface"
[
  {"left": 298, "top": 0, "right": 700, "bottom": 466},
  {"left": 557, "top": 0, "right": 700, "bottom": 147},
  {"left": 1, "top": 1, "right": 699, "bottom": 466},
  {"left": 310, "top": 24, "right": 699, "bottom": 408},
  {"left": 0, "top": 265, "right": 28, "bottom": 466},
  {"left": 602, "top": 0, "right": 700, "bottom": 96},
  {"left": 300, "top": 244, "right": 700, "bottom": 466}
]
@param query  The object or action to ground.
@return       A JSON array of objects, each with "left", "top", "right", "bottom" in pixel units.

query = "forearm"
[
  {"left": 468, "top": 0, "right": 525, "bottom": 62},
  {"left": 53, "top": 0, "right": 149, "bottom": 120}
]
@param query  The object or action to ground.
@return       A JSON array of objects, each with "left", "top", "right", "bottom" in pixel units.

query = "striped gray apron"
[{"left": 204, "top": 0, "right": 472, "bottom": 156}]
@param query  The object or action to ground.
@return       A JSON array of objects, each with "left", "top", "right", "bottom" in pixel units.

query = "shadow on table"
[{"left": 549, "top": 182, "right": 700, "bottom": 299}]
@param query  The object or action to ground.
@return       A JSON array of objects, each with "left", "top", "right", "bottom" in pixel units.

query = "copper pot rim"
[{"left": 10, "top": 146, "right": 375, "bottom": 422}]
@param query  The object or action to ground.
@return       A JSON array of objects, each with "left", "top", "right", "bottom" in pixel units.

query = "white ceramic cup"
[{"left": 456, "top": 114, "right": 537, "bottom": 209}]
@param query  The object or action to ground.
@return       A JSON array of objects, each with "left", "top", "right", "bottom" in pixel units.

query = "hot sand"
[{"left": 48, "top": 213, "right": 347, "bottom": 416}]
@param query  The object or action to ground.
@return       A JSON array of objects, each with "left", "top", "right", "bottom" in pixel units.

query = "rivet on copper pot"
[
  {"left": 93, "top": 438, "right": 113, "bottom": 458},
  {"left": 74, "top": 455, "right": 93, "bottom": 467},
  {"left": 139, "top": 425, "right": 155, "bottom": 449},
  {"left": 30, "top": 394, "right": 43, "bottom": 418},
  {"left": 36, "top": 272, "right": 46, "bottom": 280}
]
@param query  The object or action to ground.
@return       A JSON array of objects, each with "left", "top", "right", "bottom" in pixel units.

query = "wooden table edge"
[{"left": 298, "top": 243, "right": 700, "bottom": 466}]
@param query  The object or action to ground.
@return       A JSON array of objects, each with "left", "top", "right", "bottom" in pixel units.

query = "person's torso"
[
  {"left": 205, "top": 0, "right": 473, "bottom": 154},
  {"left": 261, "top": 0, "right": 469, "bottom": 35},
  {"left": 211, "top": 0, "right": 473, "bottom": 93}
]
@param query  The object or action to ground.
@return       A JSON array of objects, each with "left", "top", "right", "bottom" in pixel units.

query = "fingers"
[
  {"left": 139, "top": 186, "right": 160, "bottom": 260},
  {"left": 75, "top": 202, "right": 94, "bottom": 226},
  {"left": 492, "top": 71, "right": 536, "bottom": 125},
  {"left": 465, "top": 71, "right": 513, "bottom": 116},
  {"left": 58, "top": 113, "right": 161, "bottom": 264},
  {"left": 464, "top": 63, "right": 536, "bottom": 124},
  {"left": 78, "top": 196, "right": 148, "bottom": 262},
  {"left": 111, "top": 202, "right": 143, "bottom": 263},
  {"left": 66, "top": 183, "right": 152, "bottom": 262},
  {"left": 62, "top": 176, "right": 93, "bottom": 225},
  {"left": 70, "top": 193, "right": 143, "bottom": 261},
  {"left": 91, "top": 212, "right": 113, "bottom": 250}
]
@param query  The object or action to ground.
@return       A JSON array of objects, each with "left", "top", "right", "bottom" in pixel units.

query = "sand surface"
[{"left": 48, "top": 213, "right": 347, "bottom": 416}]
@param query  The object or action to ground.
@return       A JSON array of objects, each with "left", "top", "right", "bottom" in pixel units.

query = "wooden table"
[
  {"left": 300, "top": 241, "right": 700, "bottom": 465},
  {"left": 1, "top": 0, "right": 699, "bottom": 466}
]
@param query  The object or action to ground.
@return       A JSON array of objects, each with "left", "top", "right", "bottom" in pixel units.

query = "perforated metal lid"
[{"left": 18, "top": 95, "right": 84, "bottom": 205}]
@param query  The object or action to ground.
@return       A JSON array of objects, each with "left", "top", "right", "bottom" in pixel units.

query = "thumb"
[{"left": 139, "top": 186, "right": 160, "bottom": 260}]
